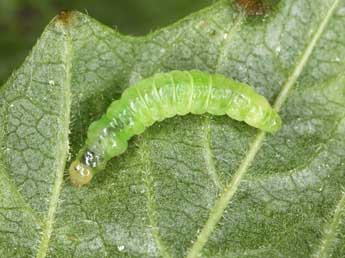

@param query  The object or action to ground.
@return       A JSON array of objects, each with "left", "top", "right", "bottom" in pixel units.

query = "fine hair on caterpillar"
[{"left": 69, "top": 70, "right": 281, "bottom": 187}]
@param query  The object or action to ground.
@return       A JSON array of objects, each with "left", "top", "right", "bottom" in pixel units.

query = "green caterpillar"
[{"left": 69, "top": 70, "right": 281, "bottom": 187}]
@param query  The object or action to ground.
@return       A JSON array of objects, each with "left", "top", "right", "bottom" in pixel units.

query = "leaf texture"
[{"left": 0, "top": 1, "right": 345, "bottom": 257}]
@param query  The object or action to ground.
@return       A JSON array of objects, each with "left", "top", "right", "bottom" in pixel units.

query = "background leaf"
[
  {"left": 1, "top": 0, "right": 345, "bottom": 257},
  {"left": 0, "top": 0, "right": 212, "bottom": 85}
]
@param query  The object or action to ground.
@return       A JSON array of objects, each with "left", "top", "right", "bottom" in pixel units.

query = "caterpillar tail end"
[
  {"left": 267, "top": 111, "right": 282, "bottom": 134},
  {"left": 69, "top": 160, "right": 94, "bottom": 187}
]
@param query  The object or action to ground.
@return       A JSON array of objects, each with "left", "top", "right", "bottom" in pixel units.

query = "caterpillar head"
[{"left": 69, "top": 160, "right": 93, "bottom": 187}]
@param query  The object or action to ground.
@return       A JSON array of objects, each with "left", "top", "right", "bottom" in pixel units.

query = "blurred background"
[{"left": 0, "top": 0, "right": 213, "bottom": 85}]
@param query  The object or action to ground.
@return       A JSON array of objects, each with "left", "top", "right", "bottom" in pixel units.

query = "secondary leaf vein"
[
  {"left": 313, "top": 191, "right": 345, "bottom": 258},
  {"left": 139, "top": 137, "right": 173, "bottom": 258},
  {"left": 201, "top": 116, "right": 223, "bottom": 190}
]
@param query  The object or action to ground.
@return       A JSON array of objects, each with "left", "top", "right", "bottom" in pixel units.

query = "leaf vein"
[
  {"left": 139, "top": 137, "right": 173, "bottom": 258},
  {"left": 201, "top": 116, "right": 223, "bottom": 190},
  {"left": 313, "top": 191, "right": 345, "bottom": 258},
  {"left": 35, "top": 21, "right": 73, "bottom": 258}
]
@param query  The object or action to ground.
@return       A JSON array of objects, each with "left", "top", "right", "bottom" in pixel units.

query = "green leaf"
[{"left": 1, "top": 0, "right": 345, "bottom": 257}]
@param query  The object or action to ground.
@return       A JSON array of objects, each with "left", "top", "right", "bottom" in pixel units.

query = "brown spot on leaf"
[
  {"left": 56, "top": 10, "right": 73, "bottom": 24},
  {"left": 67, "top": 234, "right": 79, "bottom": 241},
  {"left": 235, "top": 0, "right": 267, "bottom": 16}
]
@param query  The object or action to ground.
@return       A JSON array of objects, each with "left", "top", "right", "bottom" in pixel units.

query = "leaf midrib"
[
  {"left": 35, "top": 19, "right": 73, "bottom": 258},
  {"left": 186, "top": 0, "right": 342, "bottom": 257}
]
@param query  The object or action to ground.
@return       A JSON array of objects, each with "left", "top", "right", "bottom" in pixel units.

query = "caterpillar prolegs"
[{"left": 69, "top": 70, "right": 281, "bottom": 187}]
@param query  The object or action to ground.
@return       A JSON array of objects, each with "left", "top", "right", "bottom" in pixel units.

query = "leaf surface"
[{"left": 1, "top": 1, "right": 345, "bottom": 257}]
